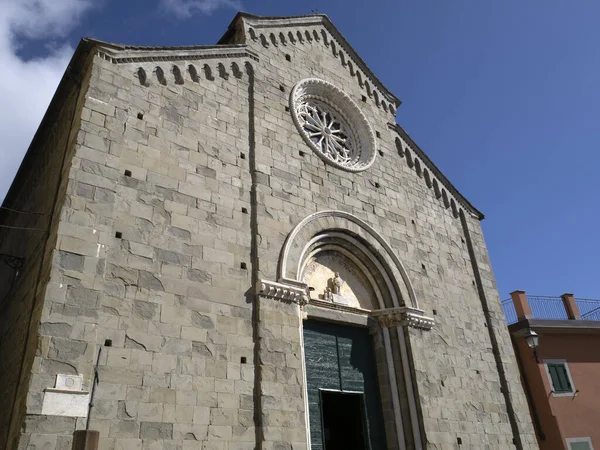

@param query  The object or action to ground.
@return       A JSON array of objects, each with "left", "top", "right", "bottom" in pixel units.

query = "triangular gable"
[
  {"left": 3, "top": 15, "right": 483, "bottom": 221},
  {"left": 219, "top": 13, "right": 484, "bottom": 220},
  {"left": 220, "top": 13, "right": 401, "bottom": 113}
]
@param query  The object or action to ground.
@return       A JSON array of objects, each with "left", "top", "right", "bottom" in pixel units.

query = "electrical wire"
[
  {"left": 0, "top": 230, "right": 48, "bottom": 308},
  {"left": 0, "top": 206, "right": 49, "bottom": 216},
  {"left": 0, "top": 224, "right": 47, "bottom": 231}
]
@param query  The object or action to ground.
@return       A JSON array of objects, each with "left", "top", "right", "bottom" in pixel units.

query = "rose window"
[
  {"left": 296, "top": 100, "right": 356, "bottom": 166},
  {"left": 290, "top": 79, "right": 377, "bottom": 172}
]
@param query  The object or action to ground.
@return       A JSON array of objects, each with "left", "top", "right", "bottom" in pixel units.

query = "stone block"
[
  {"left": 208, "top": 425, "right": 232, "bottom": 440},
  {"left": 98, "top": 367, "right": 143, "bottom": 386},
  {"left": 175, "top": 389, "right": 196, "bottom": 406},
  {"left": 140, "top": 422, "right": 173, "bottom": 440},
  {"left": 191, "top": 312, "right": 214, "bottom": 329},
  {"left": 114, "top": 438, "right": 143, "bottom": 450},
  {"left": 27, "top": 433, "right": 58, "bottom": 450},
  {"left": 160, "top": 306, "right": 191, "bottom": 326},
  {"left": 109, "top": 421, "right": 140, "bottom": 438},
  {"left": 202, "top": 247, "right": 234, "bottom": 266},
  {"left": 137, "top": 402, "right": 164, "bottom": 422}
]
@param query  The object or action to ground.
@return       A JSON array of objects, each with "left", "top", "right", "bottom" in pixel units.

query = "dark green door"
[{"left": 303, "top": 320, "right": 387, "bottom": 450}]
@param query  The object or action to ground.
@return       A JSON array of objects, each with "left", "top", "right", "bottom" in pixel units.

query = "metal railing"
[
  {"left": 528, "top": 296, "right": 569, "bottom": 320},
  {"left": 577, "top": 298, "right": 600, "bottom": 321},
  {"left": 501, "top": 299, "right": 517, "bottom": 325},
  {"left": 501, "top": 295, "right": 600, "bottom": 325}
]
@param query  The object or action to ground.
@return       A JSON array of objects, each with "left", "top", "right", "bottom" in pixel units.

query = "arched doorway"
[
  {"left": 294, "top": 226, "right": 403, "bottom": 449},
  {"left": 257, "top": 210, "right": 434, "bottom": 450}
]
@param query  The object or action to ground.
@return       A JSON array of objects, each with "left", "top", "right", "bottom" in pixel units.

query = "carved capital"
[
  {"left": 371, "top": 306, "right": 435, "bottom": 331},
  {"left": 256, "top": 279, "right": 309, "bottom": 303}
]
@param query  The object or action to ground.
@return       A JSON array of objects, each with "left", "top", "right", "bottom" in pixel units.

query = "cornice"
[
  {"left": 309, "top": 299, "right": 369, "bottom": 316},
  {"left": 85, "top": 39, "right": 259, "bottom": 65},
  {"left": 509, "top": 318, "right": 600, "bottom": 335},
  {"left": 371, "top": 306, "right": 435, "bottom": 331},
  {"left": 256, "top": 279, "right": 309, "bottom": 303}
]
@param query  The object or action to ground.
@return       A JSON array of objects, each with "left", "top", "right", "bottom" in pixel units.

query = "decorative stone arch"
[
  {"left": 255, "top": 210, "right": 433, "bottom": 450},
  {"left": 172, "top": 65, "right": 184, "bottom": 84},
  {"left": 278, "top": 210, "right": 419, "bottom": 310},
  {"left": 188, "top": 64, "right": 199, "bottom": 82}
]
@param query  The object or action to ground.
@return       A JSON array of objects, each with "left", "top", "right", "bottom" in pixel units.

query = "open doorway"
[
  {"left": 321, "top": 390, "right": 368, "bottom": 450},
  {"left": 304, "top": 320, "right": 386, "bottom": 450}
]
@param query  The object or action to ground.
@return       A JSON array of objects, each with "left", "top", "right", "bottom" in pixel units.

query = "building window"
[
  {"left": 566, "top": 437, "right": 594, "bottom": 450},
  {"left": 544, "top": 359, "right": 575, "bottom": 395}
]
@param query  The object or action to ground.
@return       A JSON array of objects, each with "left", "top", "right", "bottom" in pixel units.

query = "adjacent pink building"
[{"left": 505, "top": 291, "right": 600, "bottom": 450}]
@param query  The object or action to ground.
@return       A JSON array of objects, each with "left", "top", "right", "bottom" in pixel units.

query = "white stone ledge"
[
  {"left": 371, "top": 306, "right": 435, "bottom": 330},
  {"left": 41, "top": 389, "right": 90, "bottom": 418},
  {"left": 256, "top": 279, "right": 308, "bottom": 303}
]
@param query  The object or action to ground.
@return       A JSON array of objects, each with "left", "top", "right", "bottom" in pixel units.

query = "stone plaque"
[
  {"left": 41, "top": 373, "right": 89, "bottom": 418},
  {"left": 41, "top": 391, "right": 90, "bottom": 418}
]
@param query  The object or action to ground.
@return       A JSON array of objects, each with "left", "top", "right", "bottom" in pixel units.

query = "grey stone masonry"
[
  {"left": 256, "top": 295, "right": 306, "bottom": 450},
  {"left": 0, "top": 43, "right": 96, "bottom": 450},
  {"left": 0, "top": 12, "right": 538, "bottom": 450}
]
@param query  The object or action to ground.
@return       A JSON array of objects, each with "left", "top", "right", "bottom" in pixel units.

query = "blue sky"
[{"left": 2, "top": 0, "right": 599, "bottom": 300}]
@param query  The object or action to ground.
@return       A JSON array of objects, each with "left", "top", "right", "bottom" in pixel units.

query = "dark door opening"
[
  {"left": 321, "top": 390, "right": 367, "bottom": 450},
  {"left": 304, "top": 320, "right": 386, "bottom": 450}
]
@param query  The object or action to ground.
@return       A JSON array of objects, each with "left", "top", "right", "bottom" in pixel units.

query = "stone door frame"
[{"left": 257, "top": 210, "right": 434, "bottom": 450}]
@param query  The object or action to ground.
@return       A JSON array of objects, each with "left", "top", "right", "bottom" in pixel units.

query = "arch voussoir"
[{"left": 278, "top": 210, "right": 420, "bottom": 309}]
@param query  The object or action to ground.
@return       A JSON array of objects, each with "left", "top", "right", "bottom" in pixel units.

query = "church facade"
[{"left": 0, "top": 13, "right": 538, "bottom": 450}]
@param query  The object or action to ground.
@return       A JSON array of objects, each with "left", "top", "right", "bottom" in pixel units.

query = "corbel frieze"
[
  {"left": 256, "top": 279, "right": 309, "bottom": 304},
  {"left": 371, "top": 306, "right": 435, "bottom": 330}
]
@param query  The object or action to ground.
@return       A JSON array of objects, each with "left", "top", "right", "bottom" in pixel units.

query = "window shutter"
[
  {"left": 548, "top": 363, "right": 572, "bottom": 393},
  {"left": 568, "top": 441, "right": 592, "bottom": 450}
]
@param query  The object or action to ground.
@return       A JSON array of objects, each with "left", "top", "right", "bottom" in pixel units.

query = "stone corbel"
[
  {"left": 371, "top": 306, "right": 435, "bottom": 330},
  {"left": 256, "top": 279, "right": 309, "bottom": 304}
]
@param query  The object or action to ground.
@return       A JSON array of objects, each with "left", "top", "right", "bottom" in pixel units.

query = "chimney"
[
  {"left": 510, "top": 290, "right": 532, "bottom": 320},
  {"left": 561, "top": 293, "right": 581, "bottom": 320}
]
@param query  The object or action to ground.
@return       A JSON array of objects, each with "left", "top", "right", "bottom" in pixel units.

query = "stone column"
[
  {"left": 511, "top": 290, "right": 532, "bottom": 320},
  {"left": 371, "top": 306, "right": 434, "bottom": 450},
  {"left": 561, "top": 293, "right": 581, "bottom": 320},
  {"left": 255, "top": 280, "right": 309, "bottom": 450}
]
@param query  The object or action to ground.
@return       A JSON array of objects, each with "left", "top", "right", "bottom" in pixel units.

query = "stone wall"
[
  {"left": 0, "top": 47, "right": 94, "bottom": 449},
  {"left": 236, "top": 15, "right": 538, "bottom": 449},
  {"left": 255, "top": 295, "right": 306, "bottom": 450},
  {"left": 5, "top": 13, "right": 538, "bottom": 450},
  {"left": 15, "top": 50, "right": 259, "bottom": 450}
]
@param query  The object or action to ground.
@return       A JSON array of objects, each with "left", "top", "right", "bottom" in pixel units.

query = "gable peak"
[{"left": 220, "top": 12, "right": 401, "bottom": 110}]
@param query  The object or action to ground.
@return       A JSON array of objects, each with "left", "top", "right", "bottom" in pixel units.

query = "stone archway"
[
  {"left": 256, "top": 211, "right": 434, "bottom": 450},
  {"left": 277, "top": 210, "right": 420, "bottom": 310}
]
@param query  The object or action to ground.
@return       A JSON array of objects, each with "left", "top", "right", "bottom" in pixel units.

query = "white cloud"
[
  {"left": 0, "top": 0, "right": 94, "bottom": 203},
  {"left": 161, "top": 0, "right": 241, "bottom": 19}
]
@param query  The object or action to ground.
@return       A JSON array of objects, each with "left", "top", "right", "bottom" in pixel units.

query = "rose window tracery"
[
  {"left": 290, "top": 78, "right": 377, "bottom": 172},
  {"left": 296, "top": 100, "right": 356, "bottom": 166}
]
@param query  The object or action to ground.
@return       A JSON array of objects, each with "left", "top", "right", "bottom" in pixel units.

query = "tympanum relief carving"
[{"left": 301, "top": 250, "right": 376, "bottom": 310}]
